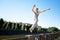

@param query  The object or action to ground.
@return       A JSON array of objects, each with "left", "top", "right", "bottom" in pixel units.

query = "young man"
[{"left": 29, "top": 5, "right": 50, "bottom": 33}]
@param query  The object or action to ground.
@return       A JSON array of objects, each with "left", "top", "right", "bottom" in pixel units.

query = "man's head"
[
  {"left": 36, "top": 8, "right": 39, "bottom": 13},
  {"left": 36, "top": 8, "right": 38, "bottom": 10}
]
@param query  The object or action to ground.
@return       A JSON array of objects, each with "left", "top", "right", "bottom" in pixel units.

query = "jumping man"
[{"left": 29, "top": 4, "right": 50, "bottom": 33}]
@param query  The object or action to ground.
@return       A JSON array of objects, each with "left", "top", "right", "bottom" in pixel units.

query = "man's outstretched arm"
[{"left": 39, "top": 8, "right": 50, "bottom": 13}]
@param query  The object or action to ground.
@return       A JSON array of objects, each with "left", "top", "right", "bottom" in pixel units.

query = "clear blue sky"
[{"left": 0, "top": 0, "right": 60, "bottom": 29}]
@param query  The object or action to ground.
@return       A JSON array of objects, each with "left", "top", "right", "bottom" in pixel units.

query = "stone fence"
[{"left": 2, "top": 32, "right": 60, "bottom": 40}]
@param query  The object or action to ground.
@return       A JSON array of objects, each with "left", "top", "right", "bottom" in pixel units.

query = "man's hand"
[
  {"left": 47, "top": 8, "right": 50, "bottom": 10},
  {"left": 32, "top": 4, "right": 36, "bottom": 13},
  {"left": 33, "top": 4, "right": 36, "bottom": 7}
]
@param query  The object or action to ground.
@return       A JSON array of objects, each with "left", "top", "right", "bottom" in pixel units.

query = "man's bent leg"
[{"left": 29, "top": 20, "right": 37, "bottom": 33}]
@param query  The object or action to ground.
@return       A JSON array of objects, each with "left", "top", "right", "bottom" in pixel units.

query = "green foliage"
[
  {"left": 41, "top": 28, "right": 48, "bottom": 32},
  {"left": 48, "top": 27, "right": 59, "bottom": 32},
  {"left": 0, "top": 18, "right": 4, "bottom": 29},
  {"left": 33, "top": 28, "right": 38, "bottom": 32},
  {"left": 2, "top": 21, "right": 7, "bottom": 29},
  {"left": 8, "top": 22, "right": 12, "bottom": 30},
  {"left": 26, "top": 24, "right": 32, "bottom": 31},
  {"left": 18, "top": 22, "right": 22, "bottom": 30},
  {"left": 17, "top": 23, "right": 22, "bottom": 30}
]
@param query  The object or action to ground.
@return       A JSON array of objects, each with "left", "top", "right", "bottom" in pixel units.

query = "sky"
[{"left": 0, "top": 0, "right": 60, "bottom": 29}]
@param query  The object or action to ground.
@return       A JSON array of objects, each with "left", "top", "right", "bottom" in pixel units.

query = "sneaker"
[{"left": 29, "top": 28, "right": 32, "bottom": 33}]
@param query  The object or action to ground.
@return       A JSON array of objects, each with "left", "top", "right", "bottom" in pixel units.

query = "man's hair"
[{"left": 36, "top": 8, "right": 38, "bottom": 10}]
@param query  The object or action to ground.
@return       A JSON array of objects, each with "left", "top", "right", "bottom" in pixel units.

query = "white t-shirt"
[{"left": 33, "top": 7, "right": 39, "bottom": 20}]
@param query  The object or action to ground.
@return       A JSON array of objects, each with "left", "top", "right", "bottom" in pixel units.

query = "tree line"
[{"left": 0, "top": 18, "right": 59, "bottom": 32}]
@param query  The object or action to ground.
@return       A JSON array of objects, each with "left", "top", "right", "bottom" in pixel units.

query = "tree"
[
  {"left": 33, "top": 28, "right": 38, "bottom": 33},
  {"left": 17, "top": 22, "right": 22, "bottom": 30},
  {"left": 48, "top": 27, "right": 59, "bottom": 32},
  {"left": 26, "top": 23, "right": 32, "bottom": 31},
  {"left": 41, "top": 28, "right": 48, "bottom": 32},
  {"left": 0, "top": 18, "right": 4, "bottom": 29},
  {"left": 8, "top": 22, "right": 12, "bottom": 30}
]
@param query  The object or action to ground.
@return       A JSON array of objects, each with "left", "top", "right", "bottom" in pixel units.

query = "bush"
[{"left": 48, "top": 27, "right": 59, "bottom": 32}]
